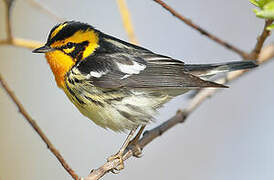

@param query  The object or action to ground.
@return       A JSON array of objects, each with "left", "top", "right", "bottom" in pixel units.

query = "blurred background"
[{"left": 0, "top": 0, "right": 274, "bottom": 180}]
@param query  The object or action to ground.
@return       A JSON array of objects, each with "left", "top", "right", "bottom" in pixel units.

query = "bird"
[{"left": 32, "top": 21, "right": 257, "bottom": 170}]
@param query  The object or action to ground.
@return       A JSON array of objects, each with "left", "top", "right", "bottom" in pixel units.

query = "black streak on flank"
[
  {"left": 105, "top": 97, "right": 124, "bottom": 105},
  {"left": 65, "top": 83, "right": 85, "bottom": 105},
  {"left": 84, "top": 95, "right": 105, "bottom": 107},
  {"left": 67, "top": 77, "right": 75, "bottom": 85},
  {"left": 74, "top": 78, "right": 80, "bottom": 83}
]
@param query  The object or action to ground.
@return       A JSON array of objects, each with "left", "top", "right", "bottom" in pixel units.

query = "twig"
[
  {"left": 152, "top": 0, "right": 249, "bottom": 59},
  {"left": 3, "top": 0, "right": 14, "bottom": 41},
  {"left": 116, "top": 0, "right": 138, "bottom": 44},
  {"left": 0, "top": 38, "right": 43, "bottom": 49},
  {"left": 248, "top": 19, "right": 274, "bottom": 59},
  {"left": 1, "top": 0, "right": 43, "bottom": 50},
  {"left": 85, "top": 44, "right": 274, "bottom": 180},
  {"left": 25, "top": 0, "right": 65, "bottom": 22},
  {"left": 185, "top": 47, "right": 273, "bottom": 114},
  {"left": 0, "top": 74, "right": 79, "bottom": 180}
]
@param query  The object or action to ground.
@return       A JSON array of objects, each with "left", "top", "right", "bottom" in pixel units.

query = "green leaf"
[
  {"left": 250, "top": 0, "right": 259, "bottom": 7},
  {"left": 256, "top": 10, "right": 274, "bottom": 18},
  {"left": 250, "top": 0, "right": 273, "bottom": 9},
  {"left": 264, "top": 0, "right": 274, "bottom": 10},
  {"left": 266, "top": 23, "right": 274, "bottom": 30},
  {"left": 252, "top": 0, "right": 274, "bottom": 19}
]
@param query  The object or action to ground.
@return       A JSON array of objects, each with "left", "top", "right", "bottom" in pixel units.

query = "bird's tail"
[{"left": 184, "top": 60, "right": 258, "bottom": 78}]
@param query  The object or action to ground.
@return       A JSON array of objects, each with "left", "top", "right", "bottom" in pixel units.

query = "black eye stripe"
[
  {"left": 80, "top": 41, "right": 89, "bottom": 47},
  {"left": 65, "top": 41, "right": 89, "bottom": 49},
  {"left": 58, "top": 41, "right": 90, "bottom": 61},
  {"left": 59, "top": 43, "right": 75, "bottom": 50}
]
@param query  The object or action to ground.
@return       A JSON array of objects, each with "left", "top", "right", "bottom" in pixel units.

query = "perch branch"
[
  {"left": 85, "top": 7, "right": 274, "bottom": 180},
  {"left": 152, "top": 0, "right": 249, "bottom": 59},
  {"left": 85, "top": 44, "right": 274, "bottom": 180}
]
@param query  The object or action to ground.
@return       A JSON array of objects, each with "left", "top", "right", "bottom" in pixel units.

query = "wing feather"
[{"left": 69, "top": 52, "right": 226, "bottom": 90}]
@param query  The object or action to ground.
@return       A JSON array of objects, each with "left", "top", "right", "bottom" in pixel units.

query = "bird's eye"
[{"left": 66, "top": 42, "right": 73, "bottom": 48}]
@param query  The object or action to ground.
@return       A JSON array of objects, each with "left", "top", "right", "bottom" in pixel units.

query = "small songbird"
[{"left": 33, "top": 21, "right": 257, "bottom": 169}]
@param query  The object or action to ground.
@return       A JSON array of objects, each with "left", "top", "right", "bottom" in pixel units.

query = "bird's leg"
[
  {"left": 108, "top": 127, "right": 138, "bottom": 171},
  {"left": 129, "top": 125, "right": 145, "bottom": 157}
]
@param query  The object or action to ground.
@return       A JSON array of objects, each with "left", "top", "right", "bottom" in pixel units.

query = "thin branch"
[
  {"left": 0, "top": 38, "right": 43, "bottom": 49},
  {"left": 1, "top": 0, "right": 43, "bottom": 50},
  {"left": 248, "top": 19, "right": 274, "bottom": 59},
  {"left": 5, "top": 2, "right": 12, "bottom": 41},
  {"left": 116, "top": 0, "right": 138, "bottom": 44},
  {"left": 3, "top": 0, "right": 14, "bottom": 41},
  {"left": 85, "top": 44, "right": 274, "bottom": 180},
  {"left": 152, "top": 0, "right": 249, "bottom": 59},
  {"left": 181, "top": 44, "right": 274, "bottom": 119},
  {"left": 25, "top": 0, "right": 65, "bottom": 22},
  {"left": 0, "top": 75, "right": 79, "bottom": 180}
]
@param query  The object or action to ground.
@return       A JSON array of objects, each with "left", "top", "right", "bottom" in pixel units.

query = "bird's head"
[
  {"left": 33, "top": 21, "right": 100, "bottom": 87},
  {"left": 33, "top": 21, "right": 100, "bottom": 61}
]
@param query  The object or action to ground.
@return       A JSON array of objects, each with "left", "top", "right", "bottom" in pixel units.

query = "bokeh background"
[{"left": 0, "top": 0, "right": 274, "bottom": 180}]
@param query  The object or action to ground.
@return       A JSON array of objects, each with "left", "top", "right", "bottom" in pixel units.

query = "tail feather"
[{"left": 184, "top": 60, "right": 258, "bottom": 77}]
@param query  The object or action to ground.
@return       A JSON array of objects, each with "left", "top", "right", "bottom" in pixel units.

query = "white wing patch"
[
  {"left": 121, "top": 74, "right": 130, "bottom": 79},
  {"left": 116, "top": 61, "right": 146, "bottom": 75},
  {"left": 86, "top": 70, "right": 108, "bottom": 78},
  {"left": 145, "top": 56, "right": 170, "bottom": 61}
]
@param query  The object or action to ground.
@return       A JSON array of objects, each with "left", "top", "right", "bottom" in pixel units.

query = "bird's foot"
[
  {"left": 131, "top": 143, "right": 143, "bottom": 158},
  {"left": 107, "top": 151, "right": 125, "bottom": 172},
  {"left": 129, "top": 138, "right": 143, "bottom": 158}
]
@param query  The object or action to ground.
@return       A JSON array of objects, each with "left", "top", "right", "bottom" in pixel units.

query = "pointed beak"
[{"left": 32, "top": 45, "right": 54, "bottom": 53}]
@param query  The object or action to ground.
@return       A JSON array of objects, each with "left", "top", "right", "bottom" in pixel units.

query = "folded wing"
[{"left": 71, "top": 52, "right": 227, "bottom": 90}]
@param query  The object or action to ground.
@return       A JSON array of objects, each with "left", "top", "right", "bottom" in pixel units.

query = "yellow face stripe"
[
  {"left": 50, "top": 23, "right": 68, "bottom": 39},
  {"left": 45, "top": 29, "right": 100, "bottom": 88},
  {"left": 63, "top": 46, "right": 75, "bottom": 54},
  {"left": 82, "top": 31, "right": 99, "bottom": 59},
  {"left": 51, "top": 29, "right": 100, "bottom": 60}
]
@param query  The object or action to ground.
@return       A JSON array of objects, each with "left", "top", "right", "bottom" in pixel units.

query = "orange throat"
[{"left": 45, "top": 51, "right": 75, "bottom": 88}]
